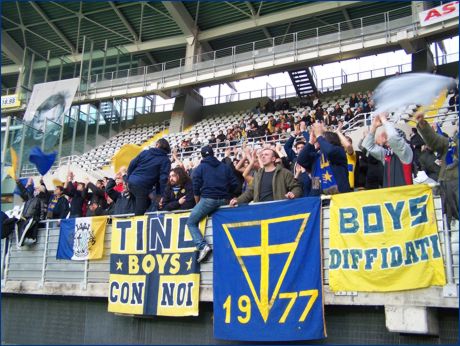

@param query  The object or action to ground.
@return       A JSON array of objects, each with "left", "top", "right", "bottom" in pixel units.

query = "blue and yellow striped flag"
[{"left": 57, "top": 216, "right": 108, "bottom": 260}]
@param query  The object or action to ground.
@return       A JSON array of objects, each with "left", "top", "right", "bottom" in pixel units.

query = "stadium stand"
[{"left": 1, "top": 1, "right": 459, "bottom": 344}]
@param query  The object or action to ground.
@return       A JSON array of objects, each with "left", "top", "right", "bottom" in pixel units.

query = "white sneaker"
[{"left": 197, "top": 244, "right": 212, "bottom": 263}]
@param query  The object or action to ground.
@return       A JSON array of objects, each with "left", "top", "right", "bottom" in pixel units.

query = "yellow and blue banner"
[
  {"left": 57, "top": 216, "right": 108, "bottom": 260},
  {"left": 108, "top": 212, "right": 206, "bottom": 316},
  {"left": 329, "top": 184, "right": 446, "bottom": 292},
  {"left": 212, "top": 198, "right": 326, "bottom": 341}
]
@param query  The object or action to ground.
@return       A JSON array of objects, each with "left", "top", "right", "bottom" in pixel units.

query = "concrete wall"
[
  {"left": 134, "top": 111, "right": 171, "bottom": 126},
  {"left": 2, "top": 295, "right": 458, "bottom": 345}
]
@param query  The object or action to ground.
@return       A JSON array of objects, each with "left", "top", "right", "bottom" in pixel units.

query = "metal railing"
[
  {"left": 1, "top": 192, "right": 458, "bottom": 303},
  {"left": 78, "top": 4, "right": 425, "bottom": 97},
  {"left": 319, "top": 51, "right": 459, "bottom": 92}
]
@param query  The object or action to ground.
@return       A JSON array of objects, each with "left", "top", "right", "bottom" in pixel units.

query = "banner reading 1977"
[
  {"left": 329, "top": 184, "right": 446, "bottom": 292},
  {"left": 108, "top": 213, "right": 206, "bottom": 316},
  {"left": 212, "top": 198, "right": 326, "bottom": 342}
]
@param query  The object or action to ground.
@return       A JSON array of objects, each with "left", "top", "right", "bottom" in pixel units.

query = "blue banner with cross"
[{"left": 212, "top": 198, "right": 326, "bottom": 341}]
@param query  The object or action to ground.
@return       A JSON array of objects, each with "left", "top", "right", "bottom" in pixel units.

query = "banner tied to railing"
[
  {"left": 329, "top": 184, "right": 446, "bottom": 292},
  {"left": 108, "top": 213, "right": 206, "bottom": 316},
  {"left": 212, "top": 198, "right": 326, "bottom": 341},
  {"left": 57, "top": 216, "right": 108, "bottom": 260}
]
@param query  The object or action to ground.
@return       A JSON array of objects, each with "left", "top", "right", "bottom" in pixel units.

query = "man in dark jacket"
[
  {"left": 47, "top": 185, "right": 70, "bottom": 219},
  {"left": 85, "top": 179, "right": 107, "bottom": 211},
  {"left": 127, "top": 138, "right": 171, "bottom": 215},
  {"left": 284, "top": 121, "right": 309, "bottom": 172},
  {"left": 159, "top": 167, "right": 195, "bottom": 212},
  {"left": 187, "top": 145, "right": 239, "bottom": 263},
  {"left": 105, "top": 176, "right": 135, "bottom": 215},
  {"left": 15, "top": 178, "right": 48, "bottom": 246},
  {"left": 64, "top": 171, "right": 86, "bottom": 218}
]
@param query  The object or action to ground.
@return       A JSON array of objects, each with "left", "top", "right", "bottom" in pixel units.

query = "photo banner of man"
[
  {"left": 12, "top": 78, "right": 80, "bottom": 154},
  {"left": 329, "top": 184, "right": 446, "bottom": 292}
]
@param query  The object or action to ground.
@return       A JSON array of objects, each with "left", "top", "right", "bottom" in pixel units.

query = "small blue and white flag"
[{"left": 57, "top": 216, "right": 108, "bottom": 260}]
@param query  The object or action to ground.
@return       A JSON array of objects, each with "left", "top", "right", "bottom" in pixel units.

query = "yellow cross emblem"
[{"left": 222, "top": 214, "right": 310, "bottom": 322}]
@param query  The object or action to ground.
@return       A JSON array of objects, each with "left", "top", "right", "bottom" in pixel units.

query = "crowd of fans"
[{"left": 2, "top": 95, "right": 458, "bottom": 261}]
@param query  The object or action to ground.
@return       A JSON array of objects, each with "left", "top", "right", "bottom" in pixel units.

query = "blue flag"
[
  {"left": 212, "top": 198, "right": 326, "bottom": 341},
  {"left": 29, "top": 146, "right": 57, "bottom": 175},
  {"left": 314, "top": 153, "right": 338, "bottom": 194}
]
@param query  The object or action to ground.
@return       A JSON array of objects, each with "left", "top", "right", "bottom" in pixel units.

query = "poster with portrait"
[{"left": 13, "top": 78, "right": 80, "bottom": 154}]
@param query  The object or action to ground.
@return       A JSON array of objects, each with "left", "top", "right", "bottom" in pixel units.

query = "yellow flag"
[
  {"left": 410, "top": 89, "right": 448, "bottom": 125},
  {"left": 111, "top": 143, "right": 142, "bottom": 173},
  {"left": 329, "top": 184, "right": 446, "bottom": 292},
  {"left": 6, "top": 147, "right": 18, "bottom": 180}
]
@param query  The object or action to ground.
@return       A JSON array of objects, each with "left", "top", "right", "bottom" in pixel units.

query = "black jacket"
[
  {"left": 160, "top": 181, "right": 195, "bottom": 211},
  {"left": 192, "top": 156, "right": 239, "bottom": 199},
  {"left": 105, "top": 178, "right": 135, "bottom": 215},
  {"left": 16, "top": 180, "right": 47, "bottom": 221},
  {"left": 86, "top": 182, "right": 107, "bottom": 210},
  {"left": 127, "top": 148, "right": 171, "bottom": 194},
  {"left": 64, "top": 181, "right": 85, "bottom": 217}
]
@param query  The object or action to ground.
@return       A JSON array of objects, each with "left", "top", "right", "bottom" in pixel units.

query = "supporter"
[
  {"left": 284, "top": 121, "right": 309, "bottom": 171},
  {"left": 222, "top": 147, "right": 244, "bottom": 196},
  {"left": 349, "top": 93, "right": 359, "bottom": 108},
  {"left": 1, "top": 210, "right": 17, "bottom": 240},
  {"left": 448, "top": 88, "right": 458, "bottom": 112},
  {"left": 190, "top": 133, "right": 201, "bottom": 149},
  {"left": 358, "top": 135, "right": 384, "bottom": 189},
  {"left": 294, "top": 163, "right": 311, "bottom": 197},
  {"left": 414, "top": 111, "right": 458, "bottom": 225},
  {"left": 187, "top": 145, "right": 239, "bottom": 263},
  {"left": 47, "top": 185, "right": 70, "bottom": 219},
  {"left": 314, "top": 106, "right": 324, "bottom": 122},
  {"left": 332, "top": 103, "right": 343, "bottom": 118},
  {"left": 158, "top": 167, "right": 195, "bottom": 212},
  {"left": 85, "top": 179, "right": 108, "bottom": 211},
  {"left": 216, "top": 130, "right": 227, "bottom": 143},
  {"left": 86, "top": 201, "right": 106, "bottom": 216},
  {"left": 362, "top": 113, "right": 413, "bottom": 187},
  {"left": 64, "top": 171, "right": 86, "bottom": 218},
  {"left": 105, "top": 176, "right": 135, "bottom": 215},
  {"left": 14, "top": 178, "right": 48, "bottom": 246},
  {"left": 229, "top": 148, "right": 302, "bottom": 206},
  {"left": 410, "top": 127, "right": 425, "bottom": 170},
  {"left": 335, "top": 122, "right": 358, "bottom": 190},
  {"left": 419, "top": 145, "right": 440, "bottom": 181},
  {"left": 127, "top": 138, "right": 171, "bottom": 215},
  {"left": 208, "top": 133, "right": 217, "bottom": 148},
  {"left": 329, "top": 115, "right": 339, "bottom": 127},
  {"left": 343, "top": 108, "right": 353, "bottom": 123},
  {"left": 297, "top": 123, "right": 350, "bottom": 195}
]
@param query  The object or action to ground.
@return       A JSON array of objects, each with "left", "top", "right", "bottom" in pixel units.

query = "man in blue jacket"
[
  {"left": 187, "top": 145, "right": 239, "bottom": 263},
  {"left": 127, "top": 138, "right": 171, "bottom": 215}
]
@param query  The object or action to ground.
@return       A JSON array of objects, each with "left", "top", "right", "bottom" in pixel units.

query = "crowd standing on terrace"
[{"left": 2, "top": 90, "right": 458, "bottom": 262}]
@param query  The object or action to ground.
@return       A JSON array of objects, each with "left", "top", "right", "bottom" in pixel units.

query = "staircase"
[
  {"left": 288, "top": 68, "right": 317, "bottom": 97},
  {"left": 99, "top": 101, "right": 120, "bottom": 123}
]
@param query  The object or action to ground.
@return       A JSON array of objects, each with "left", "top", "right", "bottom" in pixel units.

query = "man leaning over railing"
[{"left": 414, "top": 111, "right": 458, "bottom": 226}]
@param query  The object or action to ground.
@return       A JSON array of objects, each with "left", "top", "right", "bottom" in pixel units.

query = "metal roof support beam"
[
  {"left": 1, "top": 31, "right": 24, "bottom": 65},
  {"left": 244, "top": 1, "right": 271, "bottom": 40},
  {"left": 109, "top": 2, "right": 139, "bottom": 42},
  {"left": 162, "top": 1, "right": 196, "bottom": 38},
  {"left": 29, "top": 1, "right": 76, "bottom": 53},
  {"left": 342, "top": 9, "right": 354, "bottom": 30},
  {"left": 199, "top": 1, "right": 360, "bottom": 41}
]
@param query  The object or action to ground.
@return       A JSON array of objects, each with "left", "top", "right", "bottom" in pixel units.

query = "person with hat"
[
  {"left": 362, "top": 112, "right": 413, "bottom": 187},
  {"left": 186, "top": 145, "right": 239, "bottom": 263},
  {"left": 229, "top": 148, "right": 302, "bottom": 207}
]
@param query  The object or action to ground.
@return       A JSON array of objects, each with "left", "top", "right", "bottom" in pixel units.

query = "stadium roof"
[{"left": 1, "top": 1, "right": 442, "bottom": 85}]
